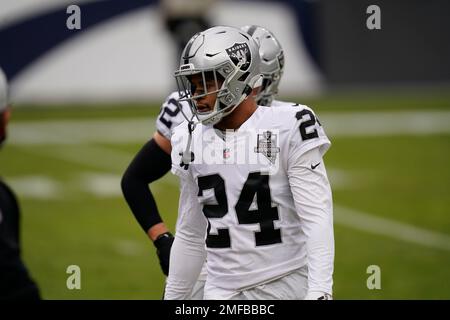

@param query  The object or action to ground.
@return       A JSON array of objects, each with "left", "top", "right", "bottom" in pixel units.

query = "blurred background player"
[
  {"left": 161, "top": 0, "right": 215, "bottom": 60},
  {"left": 0, "top": 68, "right": 41, "bottom": 301},
  {"left": 121, "top": 25, "right": 286, "bottom": 298},
  {"left": 240, "top": 25, "right": 285, "bottom": 107}
]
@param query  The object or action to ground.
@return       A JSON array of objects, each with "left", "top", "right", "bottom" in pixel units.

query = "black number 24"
[{"left": 197, "top": 172, "right": 282, "bottom": 248}]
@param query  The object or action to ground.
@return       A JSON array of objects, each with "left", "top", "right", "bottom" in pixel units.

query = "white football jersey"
[
  {"left": 268, "top": 99, "right": 286, "bottom": 108},
  {"left": 170, "top": 102, "right": 332, "bottom": 291},
  {"left": 155, "top": 93, "right": 294, "bottom": 288}
]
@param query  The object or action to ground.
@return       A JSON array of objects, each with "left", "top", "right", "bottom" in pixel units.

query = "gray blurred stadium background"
[{"left": 2, "top": 0, "right": 449, "bottom": 103}]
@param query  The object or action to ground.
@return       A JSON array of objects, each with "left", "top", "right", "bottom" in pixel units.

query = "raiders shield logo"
[
  {"left": 254, "top": 131, "right": 280, "bottom": 164},
  {"left": 226, "top": 42, "right": 251, "bottom": 71}
]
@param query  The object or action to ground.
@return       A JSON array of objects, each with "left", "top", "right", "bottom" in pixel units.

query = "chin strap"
[{"left": 179, "top": 121, "right": 196, "bottom": 170}]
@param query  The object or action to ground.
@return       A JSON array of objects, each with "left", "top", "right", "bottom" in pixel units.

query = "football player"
[
  {"left": 0, "top": 68, "right": 41, "bottom": 300},
  {"left": 121, "top": 25, "right": 286, "bottom": 299},
  {"left": 165, "top": 26, "right": 334, "bottom": 300}
]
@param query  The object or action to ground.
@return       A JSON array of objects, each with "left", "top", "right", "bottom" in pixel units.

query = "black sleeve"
[
  {"left": 121, "top": 138, "right": 172, "bottom": 233},
  {"left": 0, "top": 179, "right": 20, "bottom": 258},
  {"left": 0, "top": 180, "right": 41, "bottom": 300}
]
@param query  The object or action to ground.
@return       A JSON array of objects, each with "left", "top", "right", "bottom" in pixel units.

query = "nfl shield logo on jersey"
[
  {"left": 254, "top": 131, "right": 280, "bottom": 164},
  {"left": 223, "top": 147, "right": 231, "bottom": 159}
]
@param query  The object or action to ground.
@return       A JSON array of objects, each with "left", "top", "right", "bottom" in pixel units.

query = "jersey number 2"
[
  {"left": 295, "top": 109, "right": 319, "bottom": 140},
  {"left": 197, "top": 172, "right": 281, "bottom": 248},
  {"left": 159, "top": 98, "right": 181, "bottom": 129}
]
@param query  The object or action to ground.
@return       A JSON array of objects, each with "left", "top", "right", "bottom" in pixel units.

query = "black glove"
[{"left": 153, "top": 232, "right": 174, "bottom": 276}]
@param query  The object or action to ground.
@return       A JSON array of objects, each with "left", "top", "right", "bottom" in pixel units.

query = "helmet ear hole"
[
  {"left": 238, "top": 72, "right": 250, "bottom": 82},
  {"left": 262, "top": 78, "right": 273, "bottom": 91},
  {"left": 217, "top": 62, "right": 234, "bottom": 79},
  {"left": 215, "top": 73, "right": 225, "bottom": 88},
  {"left": 225, "top": 95, "right": 233, "bottom": 103}
]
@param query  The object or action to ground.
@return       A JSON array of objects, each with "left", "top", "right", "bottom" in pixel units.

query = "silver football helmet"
[
  {"left": 174, "top": 26, "right": 262, "bottom": 126},
  {"left": 241, "top": 25, "right": 284, "bottom": 106}
]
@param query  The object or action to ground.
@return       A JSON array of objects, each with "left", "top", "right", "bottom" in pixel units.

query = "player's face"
[{"left": 189, "top": 73, "right": 222, "bottom": 114}]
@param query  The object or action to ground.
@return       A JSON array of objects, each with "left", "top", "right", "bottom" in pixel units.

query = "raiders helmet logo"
[{"left": 226, "top": 42, "right": 251, "bottom": 71}]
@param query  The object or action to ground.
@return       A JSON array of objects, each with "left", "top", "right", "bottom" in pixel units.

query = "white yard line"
[
  {"left": 45, "top": 145, "right": 134, "bottom": 172},
  {"left": 79, "top": 172, "right": 122, "bottom": 197},
  {"left": 9, "top": 118, "right": 155, "bottom": 145},
  {"left": 7, "top": 173, "right": 123, "bottom": 199},
  {"left": 321, "top": 110, "right": 450, "bottom": 137},
  {"left": 7, "top": 175, "right": 62, "bottom": 199},
  {"left": 334, "top": 205, "right": 450, "bottom": 252},
  {"left": 8, "top": 110, "right": 450, "bottom": 145},
  {"left": 113, "top": 240, "right": 146, "bottom": 257}
]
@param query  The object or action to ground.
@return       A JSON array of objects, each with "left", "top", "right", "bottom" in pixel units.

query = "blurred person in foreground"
[{"left": 0, "top": 68, "right": 41, "bottom": 301}]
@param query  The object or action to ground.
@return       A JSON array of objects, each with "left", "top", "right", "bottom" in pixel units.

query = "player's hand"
[
  {"left": 304, "top": 291, "right": 333, "bottom": 300},
  {"left": 153, "top": 232, "right": 175, "bottom": 276}
]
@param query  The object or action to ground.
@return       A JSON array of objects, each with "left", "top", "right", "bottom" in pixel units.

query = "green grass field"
[{"left": 1, "top": 91, "right": 449, "bottom": 299}]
